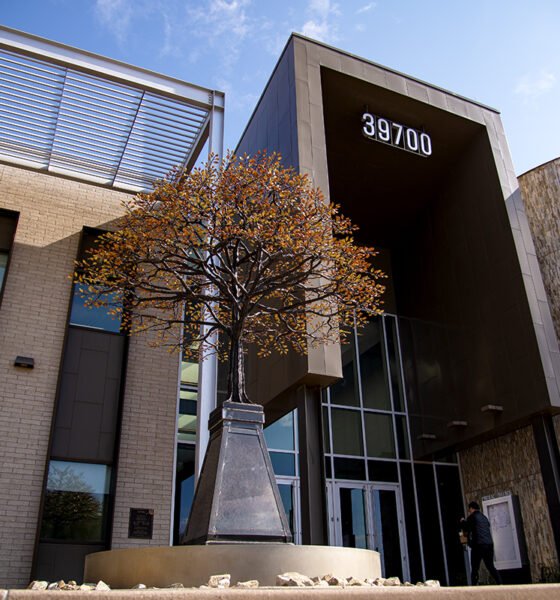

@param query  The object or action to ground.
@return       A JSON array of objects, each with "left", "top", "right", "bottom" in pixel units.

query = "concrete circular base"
[{"left": 84, "top": 544, "right": 381, "bottom": 588}]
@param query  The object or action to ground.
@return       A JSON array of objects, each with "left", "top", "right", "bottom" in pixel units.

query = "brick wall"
[
  {"left": 459, "top": 427, "right": 557, "bottom": 582},
  {"left": 0, "top": 165, "right": 179, "bottom": 586},
  {"left": 110, "top": 330, "right": 179, "bottom": 548}
]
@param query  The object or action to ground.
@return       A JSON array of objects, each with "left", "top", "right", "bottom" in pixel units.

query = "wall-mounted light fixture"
[
  {"left": 447, "top": 420, "right": 468, "bottom": 428},
  {"left": 417, "top": 433, "right": 437, "bottom": 441},
  {"left": 14, "top": 356, "right": 34, "bottom": 369},
  {"left": 481, "top": 404, "right": 503, "bottom": 413}
]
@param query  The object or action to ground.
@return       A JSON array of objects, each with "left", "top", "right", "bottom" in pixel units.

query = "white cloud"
[
  {"left": 302, "top": 19, "right": 331, "bottom": 41},
  {"left": 186, "top": 0, "right": 253, "bottom": 68},
  {"left": 356, "top": 2, "right": 376, "bottom": 14},
  {"left": 515, "top": 69, "right": 556, "bottom": 101},
  {"left": 215, "top": 77, "right": 259, "bottom": 112},
  {"left": 298, "top": 0, "right": 340, "bottom": 43},
  {"left": 94, "top": 0, "right": 135, "bottom": 43}
]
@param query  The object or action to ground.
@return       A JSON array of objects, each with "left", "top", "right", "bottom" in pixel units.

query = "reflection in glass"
[
  {"left": 174, "top": 445, "right": 195, "bottom": 544},
  {"left": 264, "top": 411, "right": 295, "bottom": 451},
  {"left": 333, "top": 457, "right": 366, "bottom": 480},
  {"left": 331, "top": 408, "right": 363, "bottom": 456},
  {"left": 368, "top": 460, "right": 398, "bottom": 482},
  {"left": 278, "top": 484, "right": 294, "bottom": 535},
  {"left": 414, "top": 463, "right": 446, "bottom": 582},
  {"left": 178, "top": 389, "right": 197, "bottom": 443},
  {"left": 400, "top": 462, "right": 424, "bottom": 583},
  {"left": 322, "top": 406, "right": 331, "bottom": 454},
  {"left": 359, "top": 320, "right": 391, "bottom": 410},
  {"left": 364, "top": 413, "right": 395, "bottom": 459},
  {"left": 385, "top": 316, "right": 404, "bottom": 411},
  {"left": 69, "top": 284, "right": 122, "bottom": 333},
  {"left": 372, "top": 488, "right": 403, "bottom": 579},
  {"left": 181, "top": 358, "right": 199, "bottom": 386},
  {"left": 0, "top": 252, "right": 7, "bottom": 292},
  {"left": 395, "top": 416, "right": 410, "bottom": 459},
  {"left": 40, "top": 461, "right": 110, "bottom": 542},
  {"left": 330, "top": 337, "right": 358, "bottom": 407},
  {"left": 269, "top": 452, "right": 296, "bottom": 476},
  {"left": 325, "top": 456, "right": 332, "bottom": 479},
  {"left": 436, "top": 465, "right": 467, "bottom": 585},
  {"left": 339, "top": 487, "right": 367, "bottom": 548}
]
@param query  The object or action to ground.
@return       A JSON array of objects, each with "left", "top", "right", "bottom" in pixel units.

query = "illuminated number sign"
[{"left": 361, "top": 112, "right": 432, "bottom": 157}]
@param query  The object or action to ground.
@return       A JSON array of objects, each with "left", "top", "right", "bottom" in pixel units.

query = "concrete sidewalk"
[{"left": 4, "top": 585, "right": 560, "bottom": 599}]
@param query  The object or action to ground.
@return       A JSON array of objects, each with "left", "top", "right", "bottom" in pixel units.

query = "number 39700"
[{"left": 361, "top": 112, "right": 432, "bottom": 157}]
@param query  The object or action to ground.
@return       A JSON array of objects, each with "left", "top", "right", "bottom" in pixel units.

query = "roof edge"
[
  {"left": 0, "top": 25, "right": 224, "bottom": 109},
  {"left": 290, "top": 32, "right": 500, "bottom": 115}
]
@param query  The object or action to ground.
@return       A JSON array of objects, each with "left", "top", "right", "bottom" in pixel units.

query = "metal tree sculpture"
[{"left": 77, "top": 152, "right": 385, "bottom": 405}]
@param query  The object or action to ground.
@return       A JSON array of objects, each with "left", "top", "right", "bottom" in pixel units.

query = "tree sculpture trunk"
[{"left": 228, "top": 337, "right": 249, "bottom": 404}]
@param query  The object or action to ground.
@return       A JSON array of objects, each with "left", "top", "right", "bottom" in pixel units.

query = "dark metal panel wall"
[{"left": 51, "top": 327, "right": 126, "bottom": 462}]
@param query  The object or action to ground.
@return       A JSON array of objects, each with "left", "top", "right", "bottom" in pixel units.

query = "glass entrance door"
[
  {"left": 370, "top": 484, "right": 407, "bottom": 581},
  {"left": 332, "top": 482, "right": 408, "bottom": 580},
  {"left": 333, "top": 483, "right": 369, "bottom": 549}
]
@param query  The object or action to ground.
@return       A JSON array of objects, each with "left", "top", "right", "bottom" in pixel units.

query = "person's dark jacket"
[{"left": 463, "top": 510, "right": 494, "bottom": 547}]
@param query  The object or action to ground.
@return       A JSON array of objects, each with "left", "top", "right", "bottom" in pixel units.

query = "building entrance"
[{"left": 330, "top": 481, "right": 409, "bottom": 581}]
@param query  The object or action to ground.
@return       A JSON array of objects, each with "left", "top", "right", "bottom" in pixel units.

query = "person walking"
[{"left": 461, "top": 501, "right": 502, "bottom": 585}]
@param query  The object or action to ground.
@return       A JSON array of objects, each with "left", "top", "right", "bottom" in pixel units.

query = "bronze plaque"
[{"left": 128, "top": 508, "right": 154, "bottom": 539}]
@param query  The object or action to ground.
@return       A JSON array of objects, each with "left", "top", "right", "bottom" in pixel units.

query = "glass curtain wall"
[
  {"left": 323, "top": 315, "right": 466, "bottom": 585},
  {"left": 173, "top": 355, "right": 199, "bottom": 544}
]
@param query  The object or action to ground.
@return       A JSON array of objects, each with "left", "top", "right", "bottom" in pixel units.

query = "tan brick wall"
[
  {"left": 459, "top": 426, "right": 557, "bottom": 582},
  {"left": 110, "top": 331, "right": 179, "bottom": 548},
  {"left": 0, "top": 164, "right": 180, "bottom": 586}
]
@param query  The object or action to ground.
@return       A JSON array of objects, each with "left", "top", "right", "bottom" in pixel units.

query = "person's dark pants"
[{"left": 470, "top": 544, "right": 502, "bottom": 585}]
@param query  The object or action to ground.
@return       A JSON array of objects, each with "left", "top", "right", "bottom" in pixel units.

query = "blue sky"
[{"left": 2, "top": 0, "right": 559, "bottom": 174}]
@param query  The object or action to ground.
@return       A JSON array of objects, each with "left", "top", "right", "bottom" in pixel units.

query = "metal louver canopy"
[{"left": 0, "top": 26, "right": 224, "bottom": 192}]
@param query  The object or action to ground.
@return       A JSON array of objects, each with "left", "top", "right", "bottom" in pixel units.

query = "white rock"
[
  {"left": 167, "top": 583, "right": 184, "bottom": 588},
  {"left": 131, "top": 584, "right": 147, "bottom": 589},
  {"left": 404, "top": 581, "right": 414, "bottom": 587},
  {"left": 207, "top": 574, "right": 231, "bottom": 588},
  {"left": 314, "top": 580, "right": 329, "bottom": 587},
  {"left": 95, "top": 580, "right": 111, "bottom": 591},
  {"left": 425, "top": 580, "right": 440, "bottom": 587},
  {"left": 28, "top": 581, "right": 48, "bottom": 591},
  {"left": 323, "top": 574, "right": 346, "bottom": 587},
  {"left": 384, "top": 576, "right": 401, "bottom": 586},
  {"left": 347, "top": 577, "right": 368, "bottom": 586},
  {"left": 234, "top": 580, "right": 259, "bottom": 588},
  {"left": 79, "top": 584, "right": 95, "bottom": 591},
  {"left": 276, "top": 572, "right": 314, "bottom": 587},
  {"left": 47, "top": 583, "right": 60, "bottom": 590}
]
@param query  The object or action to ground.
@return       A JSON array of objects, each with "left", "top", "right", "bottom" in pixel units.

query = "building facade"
[
  {"left": 1, "top": 27, "right": 560, "bottom": 588},
  {"left": 0, "top": 26, "right": 224, "bottom": 588}
]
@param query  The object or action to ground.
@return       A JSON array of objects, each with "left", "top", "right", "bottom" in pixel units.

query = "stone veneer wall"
[
  {"left": 0, "top": 165, "right": 179, "bottom": 587},
  {"left": 518, "top": 158, "right": 560, "bottom": 343},
  {"left": 459, "top": 426, "right": 557, "bottom": 582}
]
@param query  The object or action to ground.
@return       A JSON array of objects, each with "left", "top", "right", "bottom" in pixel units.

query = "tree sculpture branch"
[{"left": 76, "top": 151, "right": 385, "bottom": 404}]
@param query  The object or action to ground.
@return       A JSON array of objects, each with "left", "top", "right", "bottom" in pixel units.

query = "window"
[
  {"left": 0, "top": 210, "right": 18, "bottom": 303},
  {"left": 40, "top": 460, "right": 111, "bottom": 543},
  {"left": 178, "top": 388, "right": 197, "bottom": 443},
  {"left": 364, "top": 412, "right": 396, "bottom": 459},
  {"left": 174, "top": 444, "right": 196, "bottom": 544},
  {"left": 69, "top": 229, "right": 123, "bottom": 333},
  {"left": 331, "top": 408, "right": 363, "bottom": 456}
]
